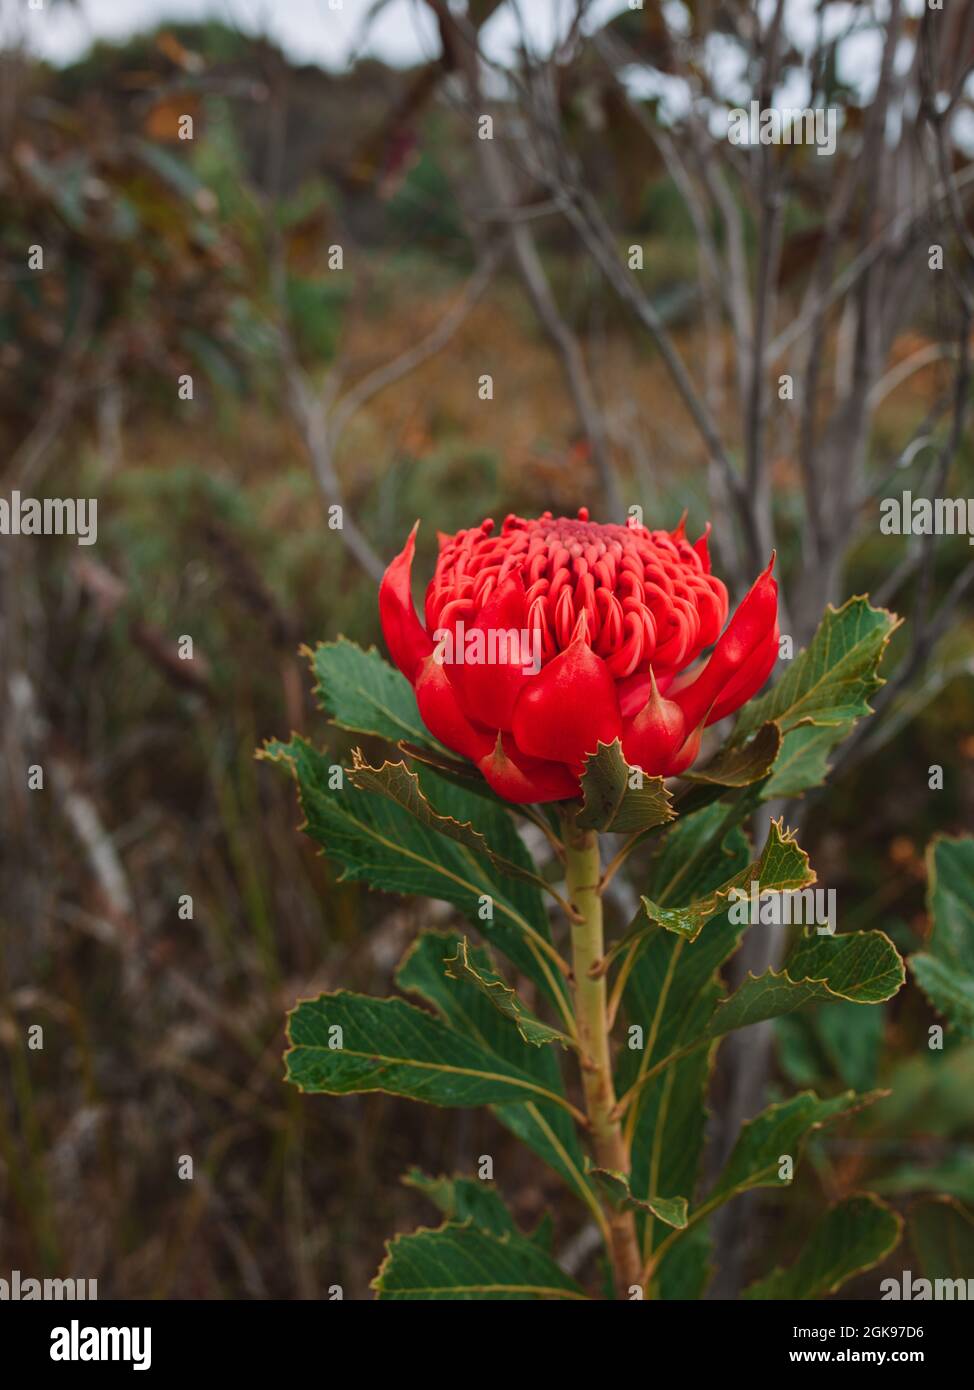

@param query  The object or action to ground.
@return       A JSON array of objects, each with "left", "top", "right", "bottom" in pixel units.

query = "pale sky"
[
  {"left": 7, "top": 0, "right": 951, "bottom": 144},
  {"left": 9, "top": 0, "right": 632, "bottom": 70},
  {"left": 7, "top": 0, "right": 923, "bottom": 76}
]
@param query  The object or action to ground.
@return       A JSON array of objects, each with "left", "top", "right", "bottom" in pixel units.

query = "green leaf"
[
  {"left": 261, "top": 735, "right": 569, "bottom": 1011},
  {"left": 921, "top": 837, "right": 974, "bottom": 972},
  {"left": 371, "top": 1222, "right": 587, "bottom": 1300},
  {"left": 618, "top": 807, "right": 752, "bottom": 1290},
  {"left": 705, "top": 931, "right": 905, "bottom": 1039},
  {"left": 762, "top": 724, "right": 844, "bottom": 799},
  {"left": 706, "top": 1090, "right": 880, "bottom": 1211},
  {"left": 635, "top": 819, "right": 813, "bottom": 945},
  {"left": 576, "top": 739, "right": 674, "bottom": 833},
  {"left": 867, "top": 1044, "right": 974, "bottom": 1139},
  {"left": 777, "top": 1000, "right": 884, "bottom": 1092},
  {"left": 443, "top": 938, "right": 575, "bottom": 1048},
  {"left": 308, "top": 637, "right": 432, "bottom": 747},
  {"left": 395, "top": 932, "right": 601, "bottom": 1231},
  {"left": 786, "top": 931, "right": 905, "bottom": 1003},
  {"left": 529, "top": 1211, "right": 556, "bottom": 1252},
  {"left": 398, "top": 739, "right": 503, "bottom": 803},
  {"left": 874, "top": 1152, "right": 974, "bottom": 1204},
  {"left": 910, "top": 956, "right": 974, "bottom": 1036},
  {"left": 285, "top": 991, "right": 581, "bottom": 1115},
  {"left": 590, "top": 1169, "right": 688, "bottom": 1229},
  {"left": 816, "top": 1000, "right": 884, "bottom": 1091},
  {"left": 347, "top": 754, "right": 549, "bottom": 895},
  {"left": 683, "top": 723, "right": 781, "bottom": 787},
  {"left": 734, "top": 596, "right": 900, "bottom": 741},
  {"left": 645, "top": 1092, "right": 883, "bottom": 1294},
  {"left": 134, "top": 138, "right": 207, "bottom": 202},
  {"left": 402, "top": 1168, "right": 517, "bottom": 1238},
  {"left": 647, "top": 800, "right": 754, "bottom": 908},
  {"left": 910, "top": 837, "right": 974, "bottom": 1037},
  {"left": 909, "top": 1196, "right": 974, "bottom": 1285},
  {"left": 743, "top": 1195, "right": 901, "bottom": 1299},
  {"left": 655, "top": 1224, "right": 713, "bottom": 1301}
]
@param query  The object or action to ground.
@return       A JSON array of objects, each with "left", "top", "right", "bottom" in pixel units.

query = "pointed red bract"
[
  {"left": 621, "top": 669, "right": 686, "bottom": 776},
  {"left": 705, "top": 625, "right": 779, "bottom": 725},
  {"left": 378, "top": 522, "right": 433, "bottom": 681},
  {"left": 672, "top": 557, "right": 778, "bottom": 730},
  {"left": 478, "top": 734, "right": 578, "bottom": 804},
  {"left": 512, "top": 634, "right": 621, "bottom": 768},
  {"left": 448, "top": 571, "right": 530, "bottom": 732},
  {"left": 414, "top": 655, "right": 493, "bottom": 764}
]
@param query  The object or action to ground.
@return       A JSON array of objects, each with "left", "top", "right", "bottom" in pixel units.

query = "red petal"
[
  {"left": 379, "top": 522, "right": 433, "bottom": 681},
  {"left": 414, "top": 655, "right": 493, "bottom": 763},
  {"left": 448, "top": 571, "right": 530, "bottom": 732},
  {"left": 662, "top": 720, "right": 704, "bottom": 776},
  {"left": 511, "top": 638, "right": 621, "bottom": 767},
  {"left": 672, "top": 556, "right": 778, "bottom": 729},
  {"left": 621, "top": 669, "right": 687, "bottom": 775},
  {"left": 694, "top": 524, "right": 713, "bottom": 573},
  {"left": 705, "top": 625, "right": 779, "bottom": 725},
  {"left": 617, "top": 668, "right": 677, "bottom": 718},
  {"left": 478, "top": 734, "right": 578, "bottom": 804}
]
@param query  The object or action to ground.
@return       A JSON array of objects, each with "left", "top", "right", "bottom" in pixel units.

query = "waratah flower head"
[{"left": 380, "top": 508, "right": 778, "bottom": 803}]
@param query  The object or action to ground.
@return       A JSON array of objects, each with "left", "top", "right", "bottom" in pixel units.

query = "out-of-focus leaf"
[
  {"left": 743, "top": 1195, "right": 901, "bottom": 1299},
  {"left": 776, "top": 1002, "right": 886, "bottom": 1092},
  {"left": 815, "top": 998, "right": 885, "bottom": 1091},
  {"left": 181, "top": 328, "right": 243, "bottom": 394},
  {"left": 133, "top": 137, "right": 207, "bottom": 202},
  {"left": 866, "top": 1044, "right": 974, "bottom": 1139},
  {"left": 874, "top": 1153, "right": 974, "bottom": 1204},
  {"left": 909, "top": 1196, "right": 974, "bottom": 1287},
  {"left": 910, "top": 837, "right": 974, "bottom": 1037},
  {"left": 285, "top": 274, "right": 348, "bottom": 361}
]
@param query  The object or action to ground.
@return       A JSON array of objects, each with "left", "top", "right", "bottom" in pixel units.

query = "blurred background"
[{"left": 1, "top": 0, "right": 972, "bottom": 1299}]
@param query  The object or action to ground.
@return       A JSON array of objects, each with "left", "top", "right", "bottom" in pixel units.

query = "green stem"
[{"left": 563, "top": 816, "right": 643, "bottom": 1298}]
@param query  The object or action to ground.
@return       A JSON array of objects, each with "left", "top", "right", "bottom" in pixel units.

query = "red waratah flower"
[{"left": 380, "top": 508, "right": 778, "bottom": 804}]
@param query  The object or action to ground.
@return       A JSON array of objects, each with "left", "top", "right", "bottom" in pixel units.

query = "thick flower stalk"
[{"left": 380, "top": 508, "right": 778, "bottom": 802}]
